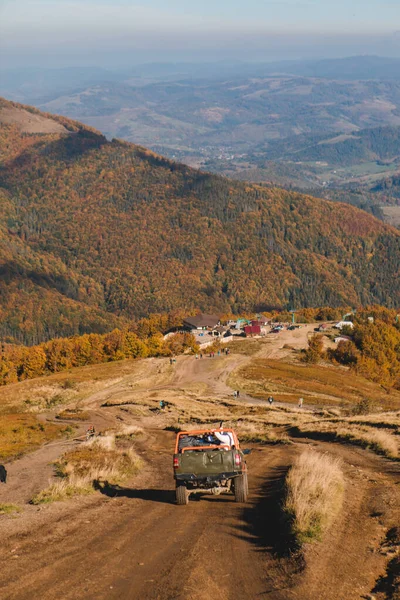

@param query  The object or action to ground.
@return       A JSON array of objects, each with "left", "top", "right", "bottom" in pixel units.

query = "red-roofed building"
[{"left": 244, "top": 325, "right": 261, "bottom": 336}]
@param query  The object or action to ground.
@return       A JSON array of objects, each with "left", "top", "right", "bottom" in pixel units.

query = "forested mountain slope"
[
  {"left": 252, "top": 126, "right": 400, "bottom": 167},
  {"left": 0, "top": 98, "right": 399, "bottom": 344},
  {"left": 372, "top": 174, "right": 400, "bottom": 198}
]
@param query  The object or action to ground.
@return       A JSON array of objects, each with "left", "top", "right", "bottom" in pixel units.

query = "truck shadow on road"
[
  {"left": 232, "top": 465, "right": 300, "bottom": 559},
  {"left": 93, "top": 480, "right": 175, "bottom": 504}
]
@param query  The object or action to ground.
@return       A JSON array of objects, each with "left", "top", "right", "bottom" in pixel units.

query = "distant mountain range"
[
  {"left": 1, "top": 56, "right": 400, "bottom": 201},
  {"left": 0, "top": 97, "right": 399, "bottom": 344},
  {"left": 2, "top": 56, "right": 400, "bottom": 102}
]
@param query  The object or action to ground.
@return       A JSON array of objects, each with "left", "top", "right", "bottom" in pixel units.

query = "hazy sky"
[{"left": 1, "top": 0, "right": 400, "bottom": 67}]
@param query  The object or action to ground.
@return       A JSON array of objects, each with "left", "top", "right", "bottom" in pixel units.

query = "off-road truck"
[{"left": 173, "top": 427, "right": 249, "bottom": 505}]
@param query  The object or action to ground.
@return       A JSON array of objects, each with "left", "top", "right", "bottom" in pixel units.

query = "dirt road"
[
  {"left": 0, "top": 429, "right": 398, "bottom": 600},
  {"left": 0, "top": 432, "right": 298, "bottom": 600},
  {"left": 0, "top": 328, "right": 399, "bottom": 599}
]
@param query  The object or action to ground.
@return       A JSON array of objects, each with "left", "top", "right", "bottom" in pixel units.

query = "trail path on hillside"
[{"left": 0, "top": 325, "right": 399, "bottom": 600}]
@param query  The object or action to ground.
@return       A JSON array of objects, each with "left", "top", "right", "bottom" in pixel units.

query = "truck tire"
[
  {"left": 243, "top": 472, "right": 249, "bottom": 496},
  {"left": 234, "top": 474, "right": 248, "bottom": 503},
  {"left": 176, "top": 485, "right": 189, "bottom": 505}
]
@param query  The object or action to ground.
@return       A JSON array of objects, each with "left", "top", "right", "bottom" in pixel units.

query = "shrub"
[
  {"left": 31, "top": 476, "right": 94, "bottom": 504},
  {"left": 302, "top": 334, "right": 324, "bottom": 364},
  {"left": 62, "top": 379, "right": 77, "bottom": 390},
  {"left": 284, "top": 449, "right": 344, "bottom": 544},
  {"left": 0, "top": 503, "right": 21, "bottom": 515},
  {"left": 350, "top": 397, "right": 375, "bottom": 416},
  {"left": 32, "top": 434, "right": 142, "bottom": 504},
  {"left": 329, "top": 340, "right": 359, "bottom": 365},
  {"left": 56, "top": 409, "right": 90, "bottom": 421}
]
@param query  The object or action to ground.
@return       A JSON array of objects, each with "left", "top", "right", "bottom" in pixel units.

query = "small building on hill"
[
  {"left": 334, "top": 321, "right": 354, "bottom": 330},
  {"left": 183, "top": 314, "right": 220, "bottom": 331},
  {"left": 257, "top": 315, "right": 270, "bottom": 325},
  {"left": 212, "top": 325, "right": 228, "bottom": 337},
  {"left": 244, "top": 324, "right": 261, "bottom": 337}
]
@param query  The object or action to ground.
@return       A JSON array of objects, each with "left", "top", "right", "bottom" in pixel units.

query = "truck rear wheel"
[
  {"left": 243, "top": 472, "right": 249, "bottom": 496},
  {"left": 176, "top": 485, "right": 189, "bottom": 505},
  {"left": 234, "top": 474, "right": 248, "bottom": 503}
]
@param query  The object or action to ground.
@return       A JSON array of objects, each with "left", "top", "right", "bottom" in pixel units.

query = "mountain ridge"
[{"left": 0, "top": 97, "right": 399, "bottom": 344}]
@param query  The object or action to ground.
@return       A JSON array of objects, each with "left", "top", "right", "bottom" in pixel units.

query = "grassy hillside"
[{"left": 0, "top": 98, "right": 400, "bottom": 343}]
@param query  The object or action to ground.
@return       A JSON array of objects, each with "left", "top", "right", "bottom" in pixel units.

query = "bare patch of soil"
[{"left": 0, "top": 106, "right": 69, "bottom": 134}]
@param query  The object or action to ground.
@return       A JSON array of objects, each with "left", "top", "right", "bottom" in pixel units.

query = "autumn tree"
[
  {"left": 328, "top": 340, "right": 359, "bottom": 365},
  {"left": 302, "top": 334, "right": 324, "bottom": 364}
]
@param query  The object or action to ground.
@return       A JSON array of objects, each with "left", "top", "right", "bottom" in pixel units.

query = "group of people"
[
  {"left": 178, "top": 430, "right": 234, "bottom": 451},
  {"left": 205, "top": 430, "right": 234, "bottom": 447},
  {"left": 195, "top": 347, "right": 230, "bottom": 360},
  {"left": 233, "top": 390, "right": 240, "bottom": 398}
]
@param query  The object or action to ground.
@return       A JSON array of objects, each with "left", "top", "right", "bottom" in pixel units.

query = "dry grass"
[
  {"left": 0, "top": 503, "right": 21, "bottom": 515},
  {"left": 0, "top": 413, "right": 73, "bottom": 461},
  {"left": 31, "top": 476, "right": 94, "bottom": 504},
  {"left": 284, "top": 449, "right": 344, "bottom": 544},
  {"left": 115, "top": 424, "right": 144, "bottom": 439},
  {"left": 59, "top": 440, "right": 141, "bottom": 481},
  {"left": 235, "top": 421, "right": 291, "bottom": 445},
  {"left": 56, "top": 409, "right": 90, "bottom": 421},
  {"left": 0, "top": 356, "right": 158, "bottom": 414},
  {"left": 239, "top": 431, "right": 291, "bottom": 445},
  {"left": 294, "top": 422, "right": 399, "bottom": 459},
  {"left": 32, "top": 432, "right": 142, "bottom": 504},
  {"left": 230, "top": 359, "right": 400, "bottom": 409},
  {"left": 345, "top": 411, "right": 400, "bottom": 431},
  {"left": 225, "top": 338, "right": 266, "bottom": 356}
]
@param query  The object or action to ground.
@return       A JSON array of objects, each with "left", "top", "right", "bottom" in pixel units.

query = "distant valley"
[{"left": 2, "top": 57, "right": 400, "bottom": 224}]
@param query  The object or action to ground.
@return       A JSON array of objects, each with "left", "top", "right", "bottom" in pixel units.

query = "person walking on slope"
[
  {"left": 86, "top": 424, "right": 96, "bottom": 440},
  {"left": 298, "top": 397, "right": 304, "bottom": 408},
  {"left": 0, "top": 465, "right": 7, "bottom": 483},
  {"left": 268, "top": 396, "right": 274, "bottom": 406}
]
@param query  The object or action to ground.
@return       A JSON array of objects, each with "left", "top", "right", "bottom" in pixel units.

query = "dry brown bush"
[
  {"left": 56, "top": 409, "right": 89, "bottom": 421},
  {"left": 32, "top": 432, "right": 142, "bottom": 504},
  {"left": 284, "top": 449, "right": 344, "bottom": 544}
]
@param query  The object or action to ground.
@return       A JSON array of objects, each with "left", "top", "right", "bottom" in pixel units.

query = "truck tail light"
[
  {"left": 173, "top": 457, "right": 179, "bottom": 469},
  {"left": 234, "top": 453, "right": 241, "bottom": 466}
]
